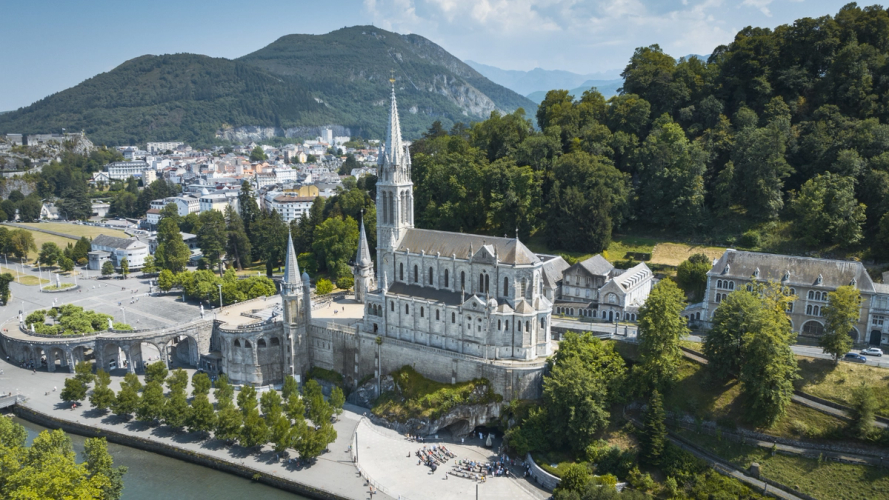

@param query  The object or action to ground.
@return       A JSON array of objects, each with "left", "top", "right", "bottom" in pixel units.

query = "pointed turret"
[
  {"left": 283, "top": 230, "right": 301, "bottom": 291},
  {"left": 356, "top": 215, "right": 372, "bottom": 268}
]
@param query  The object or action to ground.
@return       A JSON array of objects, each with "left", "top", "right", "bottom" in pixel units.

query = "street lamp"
[{"left": 120, "top": 307, "right": 126, "bottom": 326}]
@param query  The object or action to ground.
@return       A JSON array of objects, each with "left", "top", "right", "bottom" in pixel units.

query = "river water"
[{"left": 14, "top": 417, "right": 308, "bottom": 500}]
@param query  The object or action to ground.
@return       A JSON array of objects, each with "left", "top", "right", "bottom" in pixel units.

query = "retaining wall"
[{"left": 525, "top": 453, "right": 560, "bottom": 491}]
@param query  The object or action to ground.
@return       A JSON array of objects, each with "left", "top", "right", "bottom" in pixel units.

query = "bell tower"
[
  {"left": 353, "top": 212, "right": 375, "bottom": 303},
  {"left": 281, "top": 231, "right": 310, "bottom": 378},
  {"left": 376, "top": 76, "right": 414, "bottom": 278}
]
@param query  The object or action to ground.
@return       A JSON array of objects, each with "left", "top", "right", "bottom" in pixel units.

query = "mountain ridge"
[{"left": 0, "top": 27, "right": 535, "bottom": 146}]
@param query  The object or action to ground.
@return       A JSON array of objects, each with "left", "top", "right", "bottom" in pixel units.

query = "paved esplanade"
[{"left": 354, "top": 419, "right": 548, "bottom": 500}]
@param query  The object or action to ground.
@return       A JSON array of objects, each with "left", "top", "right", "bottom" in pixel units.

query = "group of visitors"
[{"left": 416, "top": 445, "right": 455, "bottom": 473}]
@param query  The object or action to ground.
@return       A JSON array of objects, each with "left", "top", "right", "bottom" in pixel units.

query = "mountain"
[
  {"left": 0, "top": 26, "right": 535, "bottom": 146},
  {"left": 526, "top": 79, "right": 624, "bottom": 104},
  {"left": 465, "top": 60, "right": 622, "bottom": 97}
]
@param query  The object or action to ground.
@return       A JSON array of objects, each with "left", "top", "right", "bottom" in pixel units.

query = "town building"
[
  {"left": 692, "top": 249, "right": 886, "bottom": 346},
  {"left": 88, "top": 234, "right": 149, "bottom": 271},
  {"left": 146, "top": 141, "right": 184, "bottom": 154},
  {"left": 105, "top": 161, "right": 150, "bottom": 181},
  {"left": 263, "top": 193, "right": 316, "bottom": 224},
  {"left": 553, "top": 255, "right": 653, "bottom": 322}
]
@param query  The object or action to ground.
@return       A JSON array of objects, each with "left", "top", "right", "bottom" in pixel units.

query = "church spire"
[
  {"left": 283, "top": 230, "right": 301, "bottom": 287},
  {"left": 384, "top": 74, "right": 403, "bottom": 167},
  {"left": 356, "top": 211, "right": 372, "bottom": 268}
]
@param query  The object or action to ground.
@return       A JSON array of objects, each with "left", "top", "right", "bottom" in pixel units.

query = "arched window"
[
  {"left": 807, "top": 304, "right": 812, "bottom": 315},
  {"left": 808, "top": 290, "right": 814, "bottom": 300},
  {"left": 405, "top": 304, "right": 409, "bottom": 314},
  {"left": 525, "top": 321, "right": 529, "bottom": 332},
  {"left": 382, "top": 195, "right": 388, "bottom": 224},
  {"left": 391, "top": 301, "right": 394, "bottom": 311},
  {"left": 244, "top": 340, "right": 252, "bottom": 348},
  {"left": 452, "top": 312, "right": 456, "bottom": 323},
  {"left": 420, "top": 307, "right": 424, "bottom": 318},
  {"left": 429, "top": 267, "right": 434, "bottom": 285},
  {"left": 485, "top": 274, "right": 490, "bottom": 293},
  {"left": 717, "top": 280, "right": 722, "bottom": 288},
  {"left": 444, "top": 269, "right": 449, "bottom": 288},
  {"left": 521, "top": 278, "right": 527, "bottom": 297},
  {"left": 505, "top": 320, "right": 509, "bottom": 330},
  {"left": 503, "top": 277, "right": 509, "bottom": 296},
  {"left": 729, "top": 282, "right": 734, "bottom": 290},
  {"left": 436, "top": 310, "right": 440, "bottom": 320},
  {"left": 414, "top": 265, "right": 418, "bottom": 283},
  {"left": 257, "top": 339, "right": 267, "bottom": 348},
  {"left": 540, "top": 317, "right": 545, "bottom": 328},
  {"left": 716, "top": 294, "right": 722, "bottom": 303},
  {"left": 498, "top": 320, "right": 502, "bottom": 329},
  {"left": 270, "top": 337, "right": 280, "bottom": 346},
  {"left": 399, "top": 263, "right": 404, "bottom": 281},
  {"left": 234, "top": 339, "right": 241, "bottom": 347},
  {"left": 479, "top": 273, "right": 484, "bottom": 293},
  {"left": 461, "top": 271, "right": 465, "bottom": 290}
]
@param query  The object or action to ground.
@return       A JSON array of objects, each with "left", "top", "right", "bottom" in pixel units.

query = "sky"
[{"left": 0, "top": 0, "right": 854, "bottom": 111}]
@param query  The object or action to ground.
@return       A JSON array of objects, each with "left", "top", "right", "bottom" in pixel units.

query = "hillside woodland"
[
  {"left": 408, "top": 3, "right": 889, "bottom": 261},
  {"left": 0, "top": 27, "right": 534, "bottom": 146}
]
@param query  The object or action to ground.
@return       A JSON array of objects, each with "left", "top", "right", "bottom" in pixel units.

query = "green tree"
[
  {"left": 119, "top": 258, "right": 129, "bottom": 279},
  {"left": 641, "top": 390, "right": 666, "bottom": 464},
  {"left": 282, "top": 375, "right": 299, "bottom": 400},
  {"left": 240, "top": 408, "right": 269, "bottom": 449},
  {"left": 38, "top": 242, "right": 62, "bottom": 267},
  {"left": 329, "top": 386, "right": 345, "bottom": 421},
  {"left": 137, "top": 381, "right": 165, "bottom": 424},
  {"left": 192, "top": 372, "right": 211, "bottom": 396},
  {"left": 703, "top": 290, "right": 762, "bottom": 380},
  {"left": 675, "top": 253, "right": 711, "bottom": 302},
  {"left": 252, "top": 209, "right": 288, "bottom": 276},
  {"left": 820, "top": 285, "right": 861, "bottom": 363},
  {"left": 731, "top": 121, "right": 793, "bottom": 220},
  {"left": 269, "top": 413, "right": 292, "bottom": 453},
  {"left": 82, "top": 436, "right": 128, "bottom": 500},
  {"left": 157, "top": 269, "right": 175, "bottom": 291},
  {"left": 260, "top": 390, "right": 283, "bottom": 421},
  {"left": 113, "top": 372, "right": 142, "bottom": 418},
  {"left": 637, "top": 280, "right": 689, "bottom": 393},
  {"left": 8, "top": 229, "right": 36, "bottom": 261},
  {"left": 555, "top": 462, "right": 592, "bottom": 495},
  {"left": 165, "top": 368, "right": 188, "bottom": 392},
  {"left": 180, "top": 212, "right": 202, "bottom": 234},
  {"left": 224, "top": 205, "right": 251, "bottom": 270},
  {"left": 214, "top": 374, "right": 234, "bottom": 407},
  {"left": 163, "top": 385, "right": 190, "bottom": 430},
  {"left": 72, "top": 236, "right": 91, "bottom": 263},
  {"left": 155, "top": 217, "right": 191, "bottom": 273},
  {"left": 215, "top": 403, "right": 242, "bottom": 443},
  {"left": 250, "top": 145, "right": 268, "bottom": 162},
  {"left": 285, "top": 392, "right": 306, "bottom": 422},
  {"left": 188, "top": 392, "right": 217, "bottom": 437},
  {"left": 101, "top": 260, "right": 115, "bottom": 277},
  {"left": 141, "top": 255, "right": 156, "bottom": 275},
  {"left": 60, "top": 377, "right": 87, "bottom": 403},
  {"left": 312, "top": 215, "right": 359, "bottom": 274},
  {"left": 144, "top": 361, "right": 168, "bottom": 384},
  {"left": 237, "top": 385, "right": 258, "bottom": 415},
  {"left": 315, "top": 278, "right": 333, "bottom": 295},
  {"left": 0, "top": 273, "right": 12, "bottom": 304},
  {"left": 543, "top": 332, "right": 626, "bottom": 452},
  {"left": 59, "top": 257, "right": 74, "bottom": 273},
  {"left": 792, "top": 173, "right": 866, "bottom": 246},
  {"left": 89, "top": 369, "right": 116, "bottom": 412},
  {"left": 74, "top": 360, "right": 95, "bottom": 386},
  {"left": 197, "top": 210, "right": 227, "bottom": 274},
  {"left": 304, "top": 379, "right": 334, "bottom": 425},
  {"left": 849, "top": 383, "right": 877, "bottom": 437},
  {"left": 159, "top": 203, "right": 181, "bottom": 227}
]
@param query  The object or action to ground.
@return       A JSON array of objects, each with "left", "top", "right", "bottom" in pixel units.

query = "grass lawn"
[
  {"left": 649, "top": 242, "right": 726, "bottom": 267},
  {"left": 20, "top": 222, "right": 129, "bottom": 240},
  {"left": 674, "top": 429, "right": 889, "bottom": 500},
  {"left": 0, "top": 265, "right": 48, "bottom": 286},
  {"left": 795, "top": 356, "right": 889, "bottom": 418}
]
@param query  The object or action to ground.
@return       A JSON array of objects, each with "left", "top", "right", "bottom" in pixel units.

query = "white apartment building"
[
  {"left": 199, "top": 192, "right": 239, "bottom": 214},
  {"left": 146, "top": 142, "right": 184, "bottom": 153},
  {"left": 274, "top": 167, "right": 298, "bottom": 184},
  {"left": 174, "top": 196, "right": 200, "bottom": 216},
  {"left": 264, "top": 193, "right": 316, "bottom": 224},
  {"left": 106, "top": 161, "right": 149, "bottom": 180}
]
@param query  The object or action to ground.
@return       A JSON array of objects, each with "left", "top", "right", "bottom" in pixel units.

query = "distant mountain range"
[
  {"left": 0, "top": 27, "right": 536, "bottom": 146},
  {"left": 469, "top": 54, "right": 710, "bottom": 105}
]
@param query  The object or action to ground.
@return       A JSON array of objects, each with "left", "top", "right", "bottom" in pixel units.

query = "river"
[{"left": 14, "top": 416, "right": 309, "bottom": 500}]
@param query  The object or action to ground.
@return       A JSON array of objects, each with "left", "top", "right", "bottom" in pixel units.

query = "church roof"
[
  {"left": 283, "top": 232, "right": 300, "bottom": 284},
  {"left": 396, "top": 229, "right": 540, "bottom": 265},
  {"left": 577, "top": 254, "right": 614, "bottom": 276},
  {"left": 384, "top": 82, "right": 404, "bottom": 167},
  {"left": 387, "top": 281, "right": 464, "bottom": 306},
  {"left": 709, "top": 250, "right": 874, "bottom": 292}
]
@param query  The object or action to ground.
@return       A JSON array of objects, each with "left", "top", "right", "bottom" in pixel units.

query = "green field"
[{"left": 20, "top": 222, "right": 129, "bottom": 240}]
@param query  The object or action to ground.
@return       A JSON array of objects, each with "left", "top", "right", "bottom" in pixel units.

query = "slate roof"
[
  {"left": 539, "top": 255, "right": 570, "bottom": 288},
  {"left": 396, "top": 229, "right": 539, "bottom": 265},
  {"left": 578, "top": 254, "right": 614, "bottom": 276},
  {"left": 387, "top": 282, "right": 464, "bottom": 306},
  {"left": 874, "top": 283, "right": 889, "bottom": 294},
  {"left": 612, "top": 263, "right": 652, "bottom": 291},
  {"left": 92, "top": 234, "right": 142, "bottom": 250},
  {"left": 710, "top": 250, "right": 875, "bottom": 292},
  {"left": 283, "top": 233, "right": 300, "bottom": 284}
]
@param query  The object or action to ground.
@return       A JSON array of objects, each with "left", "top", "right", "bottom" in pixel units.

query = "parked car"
[
  {"left": 861, "top": 347, "right": 884, "bottom": 357},
  {"left": 843, "top": 352, "right": 867, "bottom": 363}
]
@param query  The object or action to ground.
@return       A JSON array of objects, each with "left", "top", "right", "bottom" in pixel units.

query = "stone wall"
[{"left": 526, "top": 453, "right": 560, "bottom": 491}]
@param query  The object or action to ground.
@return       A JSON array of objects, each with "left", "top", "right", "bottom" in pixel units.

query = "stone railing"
[
  {"left": 18, "top": 325, "right": 100, "bottom": 340},
  {"left": 525, "top": 453, "right": 560, "bottom": 491}
]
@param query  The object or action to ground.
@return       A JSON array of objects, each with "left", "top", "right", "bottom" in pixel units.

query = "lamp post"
[
  {"left": 120, "top": 307, "right": 126, "bottom": 326},
  {"left": 217, "top": 283, "right": 223, "bottom": 308}
]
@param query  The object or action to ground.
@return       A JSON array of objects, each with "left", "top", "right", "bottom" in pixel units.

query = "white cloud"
[{"left": 741, "top": 0, "right": 772, "bottom": 16}]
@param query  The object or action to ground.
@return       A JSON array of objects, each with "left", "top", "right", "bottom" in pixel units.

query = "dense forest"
[
  {"left": 409, "top": 3, "right": 889, "bottom": 261},
  {"left": 0, "top": 27, "right": 534, "bottom": 146}
]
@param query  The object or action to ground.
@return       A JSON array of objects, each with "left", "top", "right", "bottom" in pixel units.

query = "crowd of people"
[{"left": 416, "top": 445, "right": 455, "bottom": 473}]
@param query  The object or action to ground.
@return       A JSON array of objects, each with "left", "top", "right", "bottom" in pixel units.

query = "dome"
[
  {"left": 487, "top": 298, "right": 498, "bottom": 309},
  {"left": 302, "top": 271, "right": 310, "bottom": 283},
  {"left": 201, "top": 187, "right": 210, "bottom": 196}
]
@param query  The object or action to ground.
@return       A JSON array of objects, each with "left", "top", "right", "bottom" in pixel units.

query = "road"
[{"left": 553, "top": 317, "right": 889, "bottom": 368}]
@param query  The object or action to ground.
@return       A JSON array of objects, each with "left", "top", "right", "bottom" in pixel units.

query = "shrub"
[
  {"left": 336, "top": 275, "right": 354, "bottom": 290},
  {"left": 315, "top": 278, "right": 334, "bottom": 295},
  {"left": 739, "top": 229, "right": 761, "bottom": 248}
]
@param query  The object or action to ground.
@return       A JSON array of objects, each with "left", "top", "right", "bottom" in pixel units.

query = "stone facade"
[{"left": 554, "top": 254, "right": 653, "bottom": 323}]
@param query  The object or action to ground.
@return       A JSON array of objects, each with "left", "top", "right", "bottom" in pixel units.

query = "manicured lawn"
[
  {"left": 0, "top": 265, "right": 48, "bottom": 286},
  {"left": 21, "top": 222, "right": 129, "bottom": 240},
  {"left": 675, "top": 429, "right": 889, "bottom": 500},
  {"left": 795, "top": 356, "right": 889, "bottom": 418}
]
